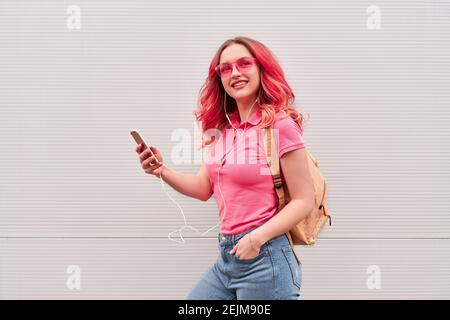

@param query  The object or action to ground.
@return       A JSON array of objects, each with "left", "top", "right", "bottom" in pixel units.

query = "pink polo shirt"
[{"left": 205, "top": 108, "right": 306, "bottom": 235}]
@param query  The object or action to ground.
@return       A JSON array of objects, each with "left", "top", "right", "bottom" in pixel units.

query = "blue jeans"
[{"left": 185, "top": 226, "right": 302, "bottom": 300}]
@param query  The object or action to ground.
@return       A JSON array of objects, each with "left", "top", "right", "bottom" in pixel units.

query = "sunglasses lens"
[
  {"left": 218, "top": 64, "right": 231, "bottom": 77},
  {"left": 237, "top": 58, "right": 253, "bottom": 69}
]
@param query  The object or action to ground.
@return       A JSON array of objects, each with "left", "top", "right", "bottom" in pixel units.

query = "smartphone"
[{"left": 130, "top": 130, "right": 160, "bottom": 164}]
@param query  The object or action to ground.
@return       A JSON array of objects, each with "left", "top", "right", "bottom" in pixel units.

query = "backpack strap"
[
  {"left": 262, "top": 126, "right": 301, "bottom": 265},
  {"left": 262, "top": 127, "right": 285, "bottom": 210}
]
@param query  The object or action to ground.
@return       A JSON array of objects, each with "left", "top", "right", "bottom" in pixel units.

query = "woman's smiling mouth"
[{"left": 232, "top": 81, "right": 248, "bottom": 89}]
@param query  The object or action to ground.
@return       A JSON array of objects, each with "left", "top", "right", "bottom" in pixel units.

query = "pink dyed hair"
[{"left": 194, "top": 36, "right": 309, "bottom": 149}]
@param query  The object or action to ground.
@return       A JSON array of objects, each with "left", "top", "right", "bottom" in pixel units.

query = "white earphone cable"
[
  {"left": 161, "top": 93, "right": 257, "bottom": 243},
  {"left": 217, "top": 94, "right": 258, "bottom": 234}
]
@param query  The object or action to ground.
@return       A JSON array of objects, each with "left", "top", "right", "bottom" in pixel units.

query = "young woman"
[{"left": 135, "top": 36, "right": 315, "bottom": 300}]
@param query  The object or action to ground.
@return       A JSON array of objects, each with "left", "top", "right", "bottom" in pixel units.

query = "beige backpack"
[{"left": 262, "top": 126, "right": 331, "bottom": 265}]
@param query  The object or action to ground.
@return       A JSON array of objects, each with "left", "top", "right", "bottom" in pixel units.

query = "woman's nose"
[{"left": 230, "top": 64, "right": 241, "bottom": 76}]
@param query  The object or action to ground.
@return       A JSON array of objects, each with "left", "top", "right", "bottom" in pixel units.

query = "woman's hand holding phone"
[{"left": 136, "top": 143, "right": 165, "bottom": 178}]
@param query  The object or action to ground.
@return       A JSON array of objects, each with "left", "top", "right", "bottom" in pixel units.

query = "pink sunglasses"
[{"left": 214, "top": 57, "right": 258, "bottom": 78}]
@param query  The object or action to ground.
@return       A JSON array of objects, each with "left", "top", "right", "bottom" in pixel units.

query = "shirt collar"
[{"left": 229, "top": 108, "right": 262, "bottom": 128}]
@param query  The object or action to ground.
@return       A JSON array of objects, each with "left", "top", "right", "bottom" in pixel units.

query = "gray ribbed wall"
[{"left": 1, "top": 0, "right": 449, "bottom": 299}]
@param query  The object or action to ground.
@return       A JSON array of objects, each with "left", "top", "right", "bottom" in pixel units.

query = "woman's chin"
[{"left": 231, "top": 89, "right": 255, "bottom": 100}]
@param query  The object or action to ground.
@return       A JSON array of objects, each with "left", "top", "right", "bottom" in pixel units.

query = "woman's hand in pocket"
[{"left": 230, "top": 233, "right": 261, "bottom": 260}]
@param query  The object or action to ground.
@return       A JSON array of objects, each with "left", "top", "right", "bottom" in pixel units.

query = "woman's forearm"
[
  {"left": 251, "top": 199, "right": 314, "bottom": 246},
  {"left": 159, "top": 165, "right": 210, "bottom": 201}
]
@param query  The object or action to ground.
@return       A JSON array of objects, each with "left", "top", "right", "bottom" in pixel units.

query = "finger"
[
  {"left": 149, "top": 147, "right": 159, "bottom": 158},
  {"left": 143, "top": 156, "right": 156, "bottom": 168},
  {"left": 149, "top": 155, "right": 158, "bottom": 165},
  {"left": 149, "top": 150, "right": 160, "bottom": 164},
  {"left": 146, "top": 157, "right": 161, "bottom": 169},
  {"left": 139, "top": 148, "right": 151, "bottom": 162},
  {"left": 230, "top": 245, "right": 237, "bottom": 255},
  {"left": 144, "top": 162, "right": 163, "bottom": 174},
  {"left": 144, "top": 164, "right": 156, "bottom": 173}
]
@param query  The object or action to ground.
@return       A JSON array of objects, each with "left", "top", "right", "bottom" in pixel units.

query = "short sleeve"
[{"left": 273, "top": 115, "right": 305, "bottom": 158}]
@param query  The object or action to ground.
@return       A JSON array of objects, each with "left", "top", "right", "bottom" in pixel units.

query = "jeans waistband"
[
  {"left": 218, "top": 225, "right": 287, "bottom": 246},
  {"left": 218, "top": 225, "right": 260, "bottom": 244}
]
